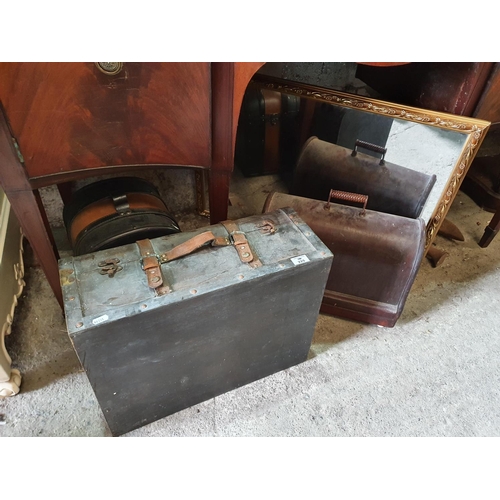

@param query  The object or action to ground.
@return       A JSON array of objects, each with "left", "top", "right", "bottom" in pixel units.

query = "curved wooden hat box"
[{"left": 63, "top": 177, "right": 181, "bottom": 256}]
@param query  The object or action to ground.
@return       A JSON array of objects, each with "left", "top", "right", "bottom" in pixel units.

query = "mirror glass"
[
  {"left": 302, "top": 101, "right": 468, "bottom": 224},
  {"left": 242, "top": 74, "right": 489, "bottom": 248},
  {"left": 384, "top": 119, "right": 468, "bottom": 224}
]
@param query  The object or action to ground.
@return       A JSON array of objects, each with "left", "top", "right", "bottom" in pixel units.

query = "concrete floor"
[{"left": 1, "top": 167, "right": 500, "bottom": 437}]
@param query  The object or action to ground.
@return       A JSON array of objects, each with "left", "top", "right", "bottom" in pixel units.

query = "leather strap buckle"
[
  {"left": 221, "top": 221, "right": 262, "bottom": 268},
  {"left": 136, "top": 220, "right": 264, "bottom": 294},
  {"left": 136, "top": 239, "right": 171, "bottom": 295}
]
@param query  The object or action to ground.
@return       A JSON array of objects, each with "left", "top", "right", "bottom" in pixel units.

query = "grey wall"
[{"left": 257, "top": 62, "right": 377, "bottom": 96}]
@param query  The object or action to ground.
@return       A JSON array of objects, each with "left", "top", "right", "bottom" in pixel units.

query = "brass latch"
[{"left": 98, "top": 258, "right": 123, "bottom": 278}]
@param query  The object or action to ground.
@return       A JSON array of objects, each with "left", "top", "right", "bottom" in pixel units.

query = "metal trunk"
[{"left": 59, "top": 208, "right": 333, "bottom": 436}]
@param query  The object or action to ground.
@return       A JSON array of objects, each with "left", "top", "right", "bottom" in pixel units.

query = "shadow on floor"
[{"left": 398, "top": 223, "right": 500, "bottom": 326}]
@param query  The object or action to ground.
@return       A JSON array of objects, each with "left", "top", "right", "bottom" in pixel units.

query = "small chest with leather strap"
[
  {"left": 234, "top": 82, "right": 301, "bottom": 177},
  {"left": 59, "top": 208, "right": 333, "bottom": 436}
]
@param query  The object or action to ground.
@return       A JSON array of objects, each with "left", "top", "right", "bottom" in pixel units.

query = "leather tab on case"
[
  {"left": 136, "top": 239, "right": 171, "bottom": 294},
  {"left": 221, "top": 220, "right": 262, "bottom": 268}
]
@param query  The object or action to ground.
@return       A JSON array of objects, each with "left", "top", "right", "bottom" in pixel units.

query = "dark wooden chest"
[
  {"left": 59, "top": 208, "right": 332, "bottom": 436},
  {"left": 234, "top": 82, "right": 301, "bottom": 177}
]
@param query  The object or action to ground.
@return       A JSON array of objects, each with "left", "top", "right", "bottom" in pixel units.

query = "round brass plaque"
[{"left": 95, "top": 62, "right": 123, "bottom": 75}]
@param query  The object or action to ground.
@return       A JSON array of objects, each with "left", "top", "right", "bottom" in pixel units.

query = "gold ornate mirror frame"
[{"left": 251, "top": 74, "right": 491, "bottom": 251}]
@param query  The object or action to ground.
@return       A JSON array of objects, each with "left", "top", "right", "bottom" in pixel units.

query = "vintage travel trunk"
[
  {"left": 292, "top": 136, "right": 437, "bottom": 219},
  {"left": 63, "top": 177, "right": 181, "bottom": 256},
  {"left": 59, "top": 208, "right": 333, "bottom": 436},
  {"left": 263, "top": 192, "right": 426, "bottom": 327},
  {"left": 234, "top": 83, "right": 301, "bottom": 177}
]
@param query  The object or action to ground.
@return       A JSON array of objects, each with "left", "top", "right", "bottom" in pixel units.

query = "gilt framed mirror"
[{"left": 249, "top": 73, "right": 491, "bottom": 250}]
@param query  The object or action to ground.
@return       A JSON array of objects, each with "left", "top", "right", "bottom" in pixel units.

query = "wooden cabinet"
[
  {"left": 1, "top": 63, "right": 213, "bottom": 177},
  {"left": 0, "top": 62, "right": 264, "bottom": 307}
]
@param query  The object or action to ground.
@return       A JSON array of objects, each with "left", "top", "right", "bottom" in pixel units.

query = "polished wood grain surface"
[
  {"left": 356, "top": 62, "right": 494, "bottom": 116},
  {"left": 473, "top": 63, "right": 500, "bottom": 122},
  {"left": 0, "top": 62, "right": 264, "bottom": 307},
  {"left": 0, "top": 110, "right": 62, "bottom": 304},
  {"left": 0, "top": 62, "right": 212, "bottom": 179}
]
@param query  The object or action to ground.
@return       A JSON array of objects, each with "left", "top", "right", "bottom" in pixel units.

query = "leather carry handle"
[
  {"left": 159, "top": 231, "right": 225, "bottom": 263},
  {"left": 160, "top": 223, "right": 262, "bottom": 267},
  {"left": 136, "top": 221, "right": 262, "bottom": 294},
  {"left": 325, "top": 189, "right": 368, "bottom": 216},
  {"left": 351, "top": 139, "right": 387, "bottom": 165},
  {"left": 137, "top": 231, "right": 228, "bottom": 295}
]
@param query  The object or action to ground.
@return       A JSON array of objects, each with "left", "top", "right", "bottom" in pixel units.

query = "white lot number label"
[
  {"left": 291, "top": 255, "right": 310, "bottom": 265},
  {"left": 92, "top": 314, "right": 109, "bottom": 325}
]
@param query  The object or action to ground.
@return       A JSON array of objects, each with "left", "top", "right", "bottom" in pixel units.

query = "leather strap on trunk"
[
  {"left": 160, "top": 231, "right": 222, "bottom": 263},
  {"left": 136, "top": 239, "right": 171, "bottom": 295},
  {"left": 136, "top": 220, "right": 262, "bottom": 293},
  {"left": 220, "top": 220, "right": 262, "bottom": 268}
]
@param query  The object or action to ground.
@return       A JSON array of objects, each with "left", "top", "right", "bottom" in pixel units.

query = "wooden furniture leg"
[
  {"left": 210, "top": 62, "right": 235, "bottom": 224},
  {"left": 438, "top": 219, "right": 465, "bottom": 241},
  {"left": 0, "top": 107, "right": 63, "bottom": 308},
  {"left": 426, "top": 245, "right": 449, "bottom": 267},
  {"left": 209, "top": 171, "right": 231, "bottom": 224},
  {"left": 57, "top": 182, "right": 74, "bottom": 205},
  {"left": 479, "top": 208, "right": 500, "bottom": 247},
  {"left": 209, "top": 62, "right": 265, "bottom": 224},
  {"left": 425, "top": 219, "right": 465, "bottom": 267}
]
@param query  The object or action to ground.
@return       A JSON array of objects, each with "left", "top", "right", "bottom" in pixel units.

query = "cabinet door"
[{"left": 0, "top": 63, "right": 212, "bottom": 179}]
